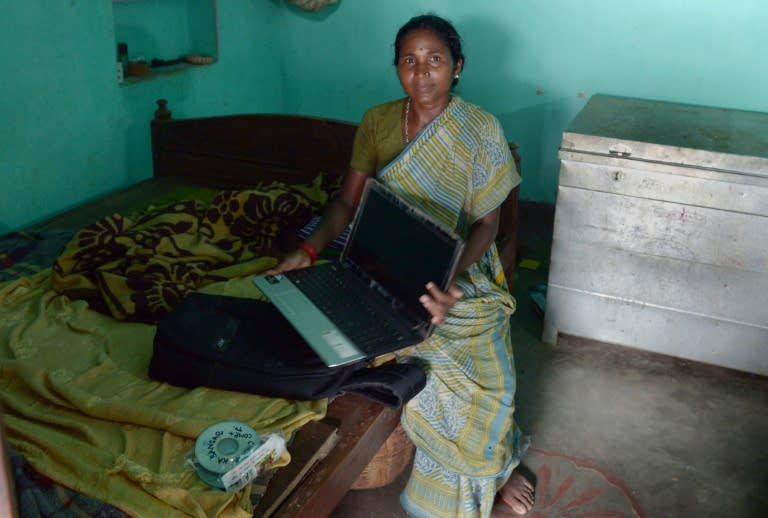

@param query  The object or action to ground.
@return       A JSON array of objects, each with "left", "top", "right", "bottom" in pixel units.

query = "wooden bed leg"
[
  {"left": 0, "top": 405, "right": 19, "bottom": 518},
  {"left": 253, "top": 420, "right": 340, "bottom": 517},
  {"left": 268, "top": 394, "right": 401, "bottom": 518}
]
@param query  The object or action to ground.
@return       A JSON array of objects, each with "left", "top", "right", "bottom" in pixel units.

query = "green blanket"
[
  {"left": 1, "top": 272, "right": 326, "bottom": 517},
  {"left": 1, "top": 176, "right": 340, "bottom": 516}
]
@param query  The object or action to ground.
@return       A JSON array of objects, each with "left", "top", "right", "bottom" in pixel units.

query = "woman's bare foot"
[{"left": 492, "top": 469, "right": 535, "bottom": 516}]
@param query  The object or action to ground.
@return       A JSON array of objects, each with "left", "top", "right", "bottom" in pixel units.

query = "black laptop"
[{"left": 253, "top": 179, "right": 464, "bottom": 366}]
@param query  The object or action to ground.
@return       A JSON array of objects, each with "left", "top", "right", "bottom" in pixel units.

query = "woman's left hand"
[{"left": 420, "top": 282, "right": 462, "bottom": 325}]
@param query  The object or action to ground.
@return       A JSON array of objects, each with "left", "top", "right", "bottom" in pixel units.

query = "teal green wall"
[
  {"left": 114, "top": 0, "right": 219, "bottom": 62},
  {"left": 278, "top": 0, "right": 768, "bottom": 202},
  {"left": 3, "top": 0, "right": 768, "bottom": 231},
  {"left": 0, "top": 0, "right": 283, "bottom": 233}
]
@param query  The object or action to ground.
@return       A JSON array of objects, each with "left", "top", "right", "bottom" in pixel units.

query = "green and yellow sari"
[{"left": 352, "top": 96, "right": 526, "bottom": 517}]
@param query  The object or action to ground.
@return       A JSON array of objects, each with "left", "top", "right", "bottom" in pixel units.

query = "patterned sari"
[{"left": 376, "top": 97, "right": 526, "bottom": 517}]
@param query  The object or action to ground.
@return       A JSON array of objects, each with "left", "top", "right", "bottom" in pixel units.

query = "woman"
[{"left": 269, "top": 14, "right": 534, "bottom": 518}]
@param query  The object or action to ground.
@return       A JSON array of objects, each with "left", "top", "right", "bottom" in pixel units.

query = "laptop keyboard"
[{"left": 287, "top": 265, "right": 409, "bottom": 355}]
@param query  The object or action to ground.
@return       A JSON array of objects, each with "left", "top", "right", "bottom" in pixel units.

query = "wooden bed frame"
[{"left": 8, "top": 99, "right": 520, "bottom": 518}]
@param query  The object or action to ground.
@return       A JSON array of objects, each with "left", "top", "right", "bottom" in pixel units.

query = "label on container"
[{"left": 220, "top": 433, "right": 287, "bottom": 492}]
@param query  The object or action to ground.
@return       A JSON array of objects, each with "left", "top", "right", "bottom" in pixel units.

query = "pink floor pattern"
[{"left": 521, "top": 447, "right": 646, "bottom": 518}]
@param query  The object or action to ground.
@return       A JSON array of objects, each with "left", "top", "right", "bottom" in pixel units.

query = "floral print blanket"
[{"left": 51, "top": 176, "right": 333, "bottom": 323}]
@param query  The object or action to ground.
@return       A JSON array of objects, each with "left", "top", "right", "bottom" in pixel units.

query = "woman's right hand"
[{"left": 267, "top": 248, "right": 312, "bottom": 275}]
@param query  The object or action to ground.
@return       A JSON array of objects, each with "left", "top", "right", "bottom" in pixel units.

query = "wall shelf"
[{"left": 113, "top": 0, "right": 218, "bottom": 84}]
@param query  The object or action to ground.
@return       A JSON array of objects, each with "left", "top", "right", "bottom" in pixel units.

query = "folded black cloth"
[
  {"left": 149, "top": 292, "right": 425, "bottom": 408},
  {"left": 343, "top": 362, "right": 426, "bottom": 408}
]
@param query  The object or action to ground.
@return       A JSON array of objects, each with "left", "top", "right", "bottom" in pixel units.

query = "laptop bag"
[{"left": 148, "top": 292, "right": 426, "bottom": 407}]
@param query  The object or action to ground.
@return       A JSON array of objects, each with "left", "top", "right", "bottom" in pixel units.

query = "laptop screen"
[{"left": 344, "top": 182, "right": 463, "bottom": 324}]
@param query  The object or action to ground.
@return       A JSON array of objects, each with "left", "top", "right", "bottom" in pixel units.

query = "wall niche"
[{"left": 113, "top": 0, "right": 219, "bottom": 83}]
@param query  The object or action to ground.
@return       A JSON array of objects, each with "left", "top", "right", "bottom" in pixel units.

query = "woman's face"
[{"left": 396, "top": 28, "right": 462, "bottom": 108}]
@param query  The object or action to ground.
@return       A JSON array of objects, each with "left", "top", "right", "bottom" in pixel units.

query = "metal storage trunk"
[{"left": 543, "top": 94, "right": 768, "bottom": 375}]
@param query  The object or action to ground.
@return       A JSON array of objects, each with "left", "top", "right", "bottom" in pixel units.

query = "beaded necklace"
[{"left": 403, "top": 97, "right": 411, "bottom": 144}]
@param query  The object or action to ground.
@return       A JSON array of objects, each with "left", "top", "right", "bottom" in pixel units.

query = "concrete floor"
[{"left": 331, "top": 202, "right": 768, "bottom": 518}]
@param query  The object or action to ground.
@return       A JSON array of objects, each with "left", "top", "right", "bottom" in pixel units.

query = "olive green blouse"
[{"left": 349, "top": 98, "right": 408, "bottom": 174}]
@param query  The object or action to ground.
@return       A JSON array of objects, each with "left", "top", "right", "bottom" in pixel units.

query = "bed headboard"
[{"left": 151, "top": 99, "right": 358, "bottom": 187}]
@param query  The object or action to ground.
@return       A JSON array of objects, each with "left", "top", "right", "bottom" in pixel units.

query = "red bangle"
[{"left": 297, "top": 242, "right": 319, "bottom": 264}]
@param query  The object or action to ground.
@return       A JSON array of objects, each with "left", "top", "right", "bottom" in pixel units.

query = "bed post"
[
  {"left": 151, "top": 99, "right": 172, "bottom": 179},
  {"left": 154, "top": 99, "right": 172, "bottom": 121},
  {"left": 497, "top": 143, "right": 521, "bottom": 288}
]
